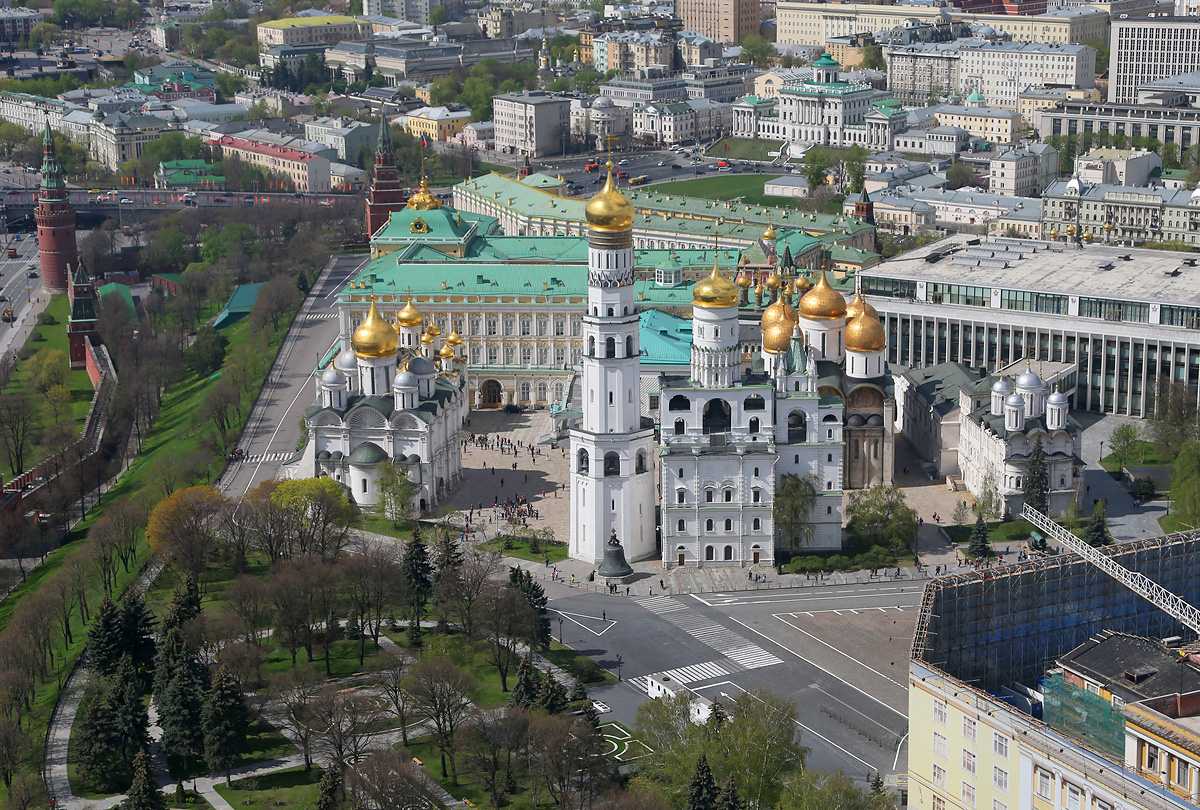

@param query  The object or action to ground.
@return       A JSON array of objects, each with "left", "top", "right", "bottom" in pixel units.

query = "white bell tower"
[{"left": 570, "top": 162, "right": 656, "bottom": 565}]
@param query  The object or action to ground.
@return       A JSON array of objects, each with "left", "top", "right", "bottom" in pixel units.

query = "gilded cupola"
[
  {"left": 798, "top": 268, "right": 847, "bottom": 321},
  {"left": 845, "top": 299, "right": 886, "bottom": 352},
  {"left": 584, "top": 161, "right": 634, "bottom": 232},
  {"left": 691, "top": 258, "right": 740, "bottom": 308},
  {"left": 351, "top": 300, "right": 398, "bottom": 358}
]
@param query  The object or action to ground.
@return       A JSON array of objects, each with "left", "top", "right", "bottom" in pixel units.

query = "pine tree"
[
  {"left": 968, "top": 514, "right": 990, "bottom": 560},
  {"left": 580, "top": 699, "right": 601, "bottom": 730},
  {"left": 76, "top": 686, "right": 119, "bottom": 787},
  {"left": 508, "top": 567, "right": 550, "bottom": 649},
  {"left": 569, "top": 677, "right": 586, "bottom": 704},
  {"left": 433, "top": 534, "right": 464, "bottom": 578},
  {"left": 536, "top": 673, "right": 568, "bottom": 714},
  {"left": 685, "top": 753, "right": 719, "bottom": 810},
  {"left": 159, "top": 664, "right": 205, "bottom": 777},
  {"left": 507, "top": 655, "right": 540, "bottom": 708},
  {"left": 314, "top": 766, "right": 342, "bottom": 810},
  {"left": 406, "top": 619, "right": 423, "bottom": 650},
  {"left": 119, "top": 594, "right": 156, "bottom": 678},
  {"left": 1085, "top": 500, "right": 1111, "bottom": 547},
  {"left": 154, "top": 626, "right": 206, "bottom": 702},
  {"left": 110, "top": 656, "right": 151, "bottom": 782},
  {"left": 202, "top": 666, "right": 249, "bottom": 787},
  {"left": 88, "top": 595, "right": 123, "bottom": 677},
  {"left": 705, "top": 700, "right": 728, "bottom": 736},
  {"left": 1023, "top": 436, "right": 1049, "bottom": 515},
  {"left": 121, "top": 749, "right": 166, "bottom": 810},
  {"left": 162, "top": 576, "right": 202, "bottom": 636},
  {"left": 715, "top": 772, "right": 745, "bottom": 810},
  {"left": 401, "top": 535, "right": 433, "bottom": 623},
  {"left": 184, "top": 573, "right": 202, "bottom": 619}
]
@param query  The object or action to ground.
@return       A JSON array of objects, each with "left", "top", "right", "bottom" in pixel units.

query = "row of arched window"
[
  {"left": 587, "top": 335, "right": 636, "bottom": 358},
  {"left": 577, "top": 449, "right": 648, "bottom": 476},
  {"left": 674, "top": 487, "right": 764, "bottom": 504}
]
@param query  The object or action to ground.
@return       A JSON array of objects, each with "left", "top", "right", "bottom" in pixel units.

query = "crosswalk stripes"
[
  {"left": 304, "top": 312, "right": 339, "bottom": 320},
  {"left": 238, "top": 451, "right": 290, "bottom": 464},
  {"left": 659, "top": 660, "right": 729, "bottom": 684},
  {"left": 627, "top": 676, "right": 652, "bottom": 695},
  {"left": 635, "top": 596, "right": 784, "bottom": 671}
]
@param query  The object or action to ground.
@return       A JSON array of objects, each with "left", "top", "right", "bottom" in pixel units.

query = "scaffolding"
[
  {"left": 911, "top": 531, "right": 1200, "bottom": 692},
  {"left": 1042, "top": 671, "right": 1126, "bottom": 760}
]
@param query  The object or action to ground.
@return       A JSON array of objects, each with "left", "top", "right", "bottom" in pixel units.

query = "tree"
[
  {"left": 407, "top": 657, "right": 478, "bottom": 784},
  {"left": 715, "top": 772, "right": 745, "bottom": 810},
  {"left": 44, "top": 383, "right": 71, "bottom": 422},
  {"left": 1108, "top": 422, "right": 1139, "bottom": 469},
  {"left": 536, "top": 672, "right": 568, "bottom": 714},
  {"left": 802, "top": 149, "right": 832, "bottom": 191},
  {"left": 146, "top": 486, "right": 227, "bottom": 580},
  {"left": 271, "top": 667, "right": 323, "bottom": 771},
  {"left": 686, "top": 753, "right": 719, "bottom": 810},
  {"left": 270, "top": 477, "right": 357, "bottom": 560},
  {"left": 968, "top": 514, "right": 990, "bottom": 560},
  {"left": 308, "top": 683, "right": 385, "bottom": 770},
  {"left": 401, "top": 532, "right": 433, "bottom": 628},
  {"left": 1149, "top": 380, "right": 1199, "bottom": 456},
  {"left": 508, "top": 654, "right": 540, "bottom": 709},
  {"left": 109, "top": 656, "right": 151, "bottom": 782},
  {"left": 315, "top": 767, "right": 341, "bottom": 810},
  {"left": 202, "top": 666, "right": 249, "bottom": 786},
  {"left": 843, "top": 144, "right": 868, "bottom": 193},
  {"left": 776, "top": 769, "right": 892, "bottom": 810},
  {"left": 0, "top": 716, "right": 26, "bottom": 791},
  {"left": 479, "top": 582, "right": 538, "bottom": 691},
  {"left": 119, "top": 594, "right": 157, "bottom": 677},
  {"left": 774, "top": 473, "right": 818, "bottom": 553},
  {"left": 952, "top": 500, "right": 970, "bottom": 527},
  {"left": 250, "top": 275, "right": 301, "bottom": 334},
  {"left": 370, "top": 662, "right": 417, "bottom": 748},
  {"left": 739, "top": 34, "right": 775, "bottom": 68},
  {"left": 846, "top": 485, "right": 918, "bottom": 554},
  {"left": 508, "top": 566, "right": 551, "bottom": 649},
  {"left": 0, "top": 393, "right": 38, "bottom": 476},
  {"left": 158, "top": 661, "right": 206, "bottom": 777},
  {"left": 1084, "top": 500, "right": 1111, "bottom": 546},
  {"left": 346, "top": 749, "right": 439, "bottom": 810},
  {"left": 463, "top": 708, "right": 529, "bottom": 808},
  {"left": 188, "top": 325, "right": 228, "bottom": 375},
  {"left": 27, "top": 22, "right": 61, "bottom": 49},
  {"left": 88, "top": 595, "right": 123, "bottom": 676},
  {"left": 946, "top": 160, "right": 974, "bottom": 189},
  {"left": 1022, "top": 436, "right": 1049, "bottom": 515},
  {"left": 975, "top": 468, "right": 1003, "bottom": 522},
  {"left": 121, "top": 749, "right": 165, "bottom": 810},
  {"left": 1172, "top": 440, "right": 1200, "bottom": 529},
  {"left": 859, "top": 43, "right": 885, "bottom": 70},
  {"left": 1085, "top": 36, "right": 1109, "bottom": 74},
  {"left": 226, "top": 574, "right": 271, "bottom": 644},
  {"left": 376, "top": 465, "right": 418, "bottom": 528},
  {"left": 429, "top": 5, "right": 448, "bottom": 24}
]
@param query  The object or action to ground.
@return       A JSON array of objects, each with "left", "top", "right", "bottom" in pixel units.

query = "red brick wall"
[{"left": 84, "top": 338, "right": 102, "bottom": 388}]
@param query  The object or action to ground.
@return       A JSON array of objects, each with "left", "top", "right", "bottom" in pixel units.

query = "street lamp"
[
  {"left": 558, "top": 617, "right": 564, "bottom": 644},
  {"left": 615, "top": 654, "right": 623, "bottom": 682},
  {"left": 1099, "top": 439, "right": 1105, "bottom": 466}
]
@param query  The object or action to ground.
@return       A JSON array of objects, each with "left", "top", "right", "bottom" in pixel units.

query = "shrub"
[
  {"left": 567, "top": 654, "right": 606, "bottom": 683},
  {"left": 1133, "top": 477, "right": 1156, "bottom": 501},
  {"left": 36, "top": 311, "right": 56, "bottom": 325},
  {"left": 17, "top": 342, "right": 36, "bottom": 360},
  {"left": 29, "top": 328, "right": 44, "bottom": 342}
]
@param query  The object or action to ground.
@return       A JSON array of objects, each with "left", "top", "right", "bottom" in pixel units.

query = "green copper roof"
[
  {"left": 967, "top": 91, "right": 986, "bottom": 103},
  {"left": 639, "top": 309, "right": 692, "bottom": 367},
  {"left": 39, "top": 120, "right": 65, "bottom": 196},
  {"left": 813, "top": 52, "right": 839, "bottom": 68},
  {"left": 521, "top": 173, "right": 565, "bottom": 189},
  {"left": 371, "top": 206, "right": 500, "bottom": 245}
]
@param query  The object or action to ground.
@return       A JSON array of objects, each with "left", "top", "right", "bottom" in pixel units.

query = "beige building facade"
[{"left": 675, "top": 0, "right": 759, "bottom": 43}]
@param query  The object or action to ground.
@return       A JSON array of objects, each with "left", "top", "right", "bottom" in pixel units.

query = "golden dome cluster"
[
  {"left": 585, "top": 161, "right": 635, "bottom": 231},
  {"left": 438, "top": 344, "right": 455, "bottom": 360},
  {"left": 798, "top": 268, "right": 847, "bottom": 321},
  {"left": 406, "top": 177, "right": 442, "bottom": 210},
  {"left": 351, "top": 300, "right": 398, "bottom": 358},
  {"left": 844, "top": 291, "right": 886, "bottom": 352},
  {"left": 760, "top": 292, "right": 798, "bottom": 354},
  {"left": 691, "top": 260, "right": 739, "bottom": 308},
  {"left": 446, "top": 331, "right": 464, "bottom": 347}
]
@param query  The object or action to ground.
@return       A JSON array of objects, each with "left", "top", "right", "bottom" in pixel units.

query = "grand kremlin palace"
[{"left": 338, "top": 171, "right": 880, "bottom": 412}]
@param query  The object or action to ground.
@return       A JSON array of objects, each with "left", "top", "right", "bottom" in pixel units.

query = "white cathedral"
[
  {"left": 570, "top": 164, "right": 895, "bottom": 569},
  {"left": 283, "top": 296, "right": 469, "bottom": 513}
]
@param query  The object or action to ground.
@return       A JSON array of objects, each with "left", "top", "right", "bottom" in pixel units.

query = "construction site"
[{"left": 907, "top": 510, "right": 1200, "bottom": 810}]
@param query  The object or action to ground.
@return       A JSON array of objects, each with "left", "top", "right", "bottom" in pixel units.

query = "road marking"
[
  {"left": 550, "top": 608, "right": 616, "bottom": 636},
  {"left": 692, "top": 588, "right": 920, "bottom": 608},
  {"left": 659, "top": 660, "right": 729, "bottom": 684},
  {"left": 813, "top": 685, "right": 903, "bottom": 736},
  {"left": 767, "top": 614, "right": 910, "bottom": 694},
  {"left": 635, "top": 596, "right": 783, "bottom": 670},
  {"left": 784, "top": 607, "right": 914, "bottom": 617}
]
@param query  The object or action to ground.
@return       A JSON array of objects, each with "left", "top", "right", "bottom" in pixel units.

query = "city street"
[
  {"left": 0, "top": 233, "right": 43, "bottom": 355},
  {"left": 550, "top": 581, "right": 917, "bottom": 780}
]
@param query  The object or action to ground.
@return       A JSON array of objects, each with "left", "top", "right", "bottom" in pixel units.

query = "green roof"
[
  {"left": 372, "top": 206, "right": 500, "bottom": 246},
  {"left": 639, "top": 309, "right": 692, "bottom": 367},
  {"left": 967, "top": 91, "right": 986, "bottom": 103},
  {"left": 154, "top": 272, "right": 183, "bottom": 284},
  {"left": 521, "top": 173, "right": 565, "bottom": 189},
  {"left": 739, "top": 95, "right": 776, "bottom": 106},
  {"left": 213, "top": 282, "right": 265, "bottom": 329},
  {"left": 96, "top": 283, "right": 137, "bottom": 321},
  {"left": 160, "top": 159, "right": 216, "bottom": 171},
  {"left": 813, "top": 52, "right": 840, "bottom": 68}
]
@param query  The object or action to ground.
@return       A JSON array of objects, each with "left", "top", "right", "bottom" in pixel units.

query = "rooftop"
[
  {"left": 1058, "top": 630, "right": 1200, "bottom": 702},
  {"left": 259, "top": 15, "right": 364, "bottom": 28}
]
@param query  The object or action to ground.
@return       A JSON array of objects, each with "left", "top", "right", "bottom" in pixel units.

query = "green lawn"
[
  {"left": 358, "top": 514, "right": 417, "bottom": 541},
  {"left": 212, "top": 766, "right": 321, "bottom": 810},
  {"left": 1, "top": 293, "right": 96, "bottom": 478},
  {"left": 479, "top": 536, "right": 569, "bottom": 565},
  {"left": 542, "top": 641, "right": 617, "bottom": 686},
  {"left": 259, "top": 637, "right": 387, "bottom": 683},
  {"left": 647, "top": 173, "right": 846, "bottom": 215},
  {"left": 1101, "top": 440, "right": 1174, "bottom": 473},
  {"left": 705, "top": 137, "right": 783, "bottom": 162},
  {"left": 477, "top": 161, "right": 515, "bottom": 175},
  {"left": 944, "top": 519, "right": 1037, "bottom": 549}
]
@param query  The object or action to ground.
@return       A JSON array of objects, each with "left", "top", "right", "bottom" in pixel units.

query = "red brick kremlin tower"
[
  {"left": 35, "top": 120, "right": 76, "bottom": 293},
  {"left": 365, "top": 111, "right": 407, "bottom": 239}
]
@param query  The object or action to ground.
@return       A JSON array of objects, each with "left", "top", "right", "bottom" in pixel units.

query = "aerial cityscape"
[{"left": 2, "top": 0, "right": 1200, "bottom": 809}]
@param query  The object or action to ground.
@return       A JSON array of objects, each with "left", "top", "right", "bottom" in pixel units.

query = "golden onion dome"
[
  {"left": 763, "top": 222, "right": 777, "bottom": 240},
  {"left": 1050, "top": 228, "right": 1059, "bottom": 238},
  {"left": 351, "top": 300, "right": 398, "bottom": 358},
  {"left": 794, "top": 273, "right": 812, "bottom": 293},
  {"left": 1082, "top": 231, "right": 1093, "bottom": 242},
  {"left": 762, "top": 320, "right": 796, "bottom": 355},
  {"left": 846, "top": 290, "right": 867, "bottom": 322},
  {"left": 845, "top": 301, "right": 886, "bottom": 352},
  {"left": 1066, "top": 224, "right": 1076, "bottom": 236},
  {"left": 425, "top": 323, "right": 442, "bottom": 338},
  {"left": 764, "top": 272, "right": 782, "bottom": 291},
  {"left": 420, "top": 333, "right": 435, "bottom": 345},
  {"left": 736, "top": 272, "right": 752, "bottom": 289},
  {"left": 584, "top": 161, "right": 634, "bottom": 232},
  {"left": 438, "top": 344, "right": 455, "bottom": 359},
  {"left": 691, "top": 260, "right": 740, "bottom": 308},
  {"left": 754, "top": 282, "right": 764, "bottom": 297},
  {"left": 395, "top": 298, "right": 424, "bottom": 327},
  {"left": 798, "top": 268, "right": 848, "bottom": 321},
  {"left": 783, "top": 280, "right": 794, "bottom": 297},
  {"left": 406, "top": 176, "right": 442, "bottom": 210},
  {"left": 446, "top": 330, "right": 464, "bottom": 346}
]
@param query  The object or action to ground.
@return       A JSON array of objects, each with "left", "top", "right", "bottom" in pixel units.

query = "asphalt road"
[
  {"left": 548, "top": 580, "right": 921, "bottom": 780},
  {"left": 215, "top": 252, "right": 367, "bottom": 498},
  {"left": 0, "top": 233, "right": 42, "bottom": 348}
]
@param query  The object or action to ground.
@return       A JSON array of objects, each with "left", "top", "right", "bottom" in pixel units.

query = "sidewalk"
[{"left": 0, "top": 289, "right": 47, "bottom": 359}]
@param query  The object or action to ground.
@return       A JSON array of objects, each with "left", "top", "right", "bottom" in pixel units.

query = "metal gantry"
[{"left": 1022, "top": 504, "right": 1200, "bottom": 636}]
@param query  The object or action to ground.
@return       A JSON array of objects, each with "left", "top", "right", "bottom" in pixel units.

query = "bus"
[{"left": 627, "top": 175, "right": 648, "bottom": 186}]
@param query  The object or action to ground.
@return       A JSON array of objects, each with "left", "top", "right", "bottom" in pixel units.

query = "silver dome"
[
  {"left": 1005, "top": 392, "right": 1025, "bottom": 408},
  {"left": 990, "top": 376, "right": 1013, "bottom": 394},
  {"left": 321, "top": 367, "right": 345, "bottom": 387},
  {"left": 334, "top": 348, "right": 357, "bottom": 372},
  {"left": 1048, "top": 389, "right": 1069, "bottom": 405},
  {"left": 1016, "top": 369, "right": 1042, "bottom": 389},
  {"left": 393, "top": 369, "right": 418, "bottom": 389},
  {"left": 408, "top": 356, "right": 436, "bottom": 376}
]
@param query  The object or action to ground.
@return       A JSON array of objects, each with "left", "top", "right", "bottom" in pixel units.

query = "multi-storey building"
[
  {"left": 304, "top": 116, "right": 376, "bottom": 162},
  {"left": 363, "top": 0, "right": 442, "bottom": 25},
  {"left": 861, "top": 234, "right": 1200, "bottom": 416},
  {"left": 591, "top": 31, "right": 674, "bottom": 73},
  {"left": 1110, "top": 17, "right": 1200, "bottom": 104},
  {"left": 1074, "top": 147, "right": 1161, "bottom": 187},
  {"left": 404, "top": 105, "right": 473, "bottom": 142},
  {"left": 90, "top": 112, "right": 173, "bottom": 171},
  {"left": 957, "top": 41, "right": 1094, "bottom": 110},
  {"left": 255, "top": 15, "right": 372, "bottom": 50},
  {"left": 768, "top": 53, "right": 891, "bottom": 150},
  {"left": 1040, "top": 176, "right": 1200, "bottom": 246},
  {"left": 206, "top": 135, "right": 333, "bottom": 192},
  {"left": 777, "top": 2, "right": 1108, "bottom": 48},
  {"left": 988, "top": 143, "right": 1058, "bottom": 197},
  {"left": 478, "top": 6, "right": 557, "bottom": 38},
  {"left": 632, "top": 98, "right": 731, "bottom": 144},
  {"left": 492, "top": 91, "right": 570, "bottom": 157},
  {"left": 674, "top": 0, "right": 758, "bottom": 43}
]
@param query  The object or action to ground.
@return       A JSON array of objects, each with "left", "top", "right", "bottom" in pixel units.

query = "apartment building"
[
  {"left": 674, "top": 0, "right": 758, "bottom": 43},
  {"left": 405, "top": 105, "right": 473, "bottom": 142},
  {"left": 492, "top": 91, "right": 571, "bottom": 157},
  {"left": 958, "top": 41, "right": 1095, "bottom": 110},
  {"left": 207, "top": 135, "right": 333, "bottom": 191},
  {"left": 988, "top": 143, "right": 1058, "bottom": 196},
  {"left": 255, "top": 16, "right": 372, "bottom": 50},
  {"left": 303, "top": 116, "right": 376, "bottom": 162},
  {"left": 632, "top": 97, "right": 731, "bottom": 144},
  {"left": 1110, "top": 17, "right": 1200, "bottom": 104}
]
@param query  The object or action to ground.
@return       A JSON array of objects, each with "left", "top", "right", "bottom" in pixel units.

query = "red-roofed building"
[{"left": 206, "top": 134, "right": 332, "bottom": 191}]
